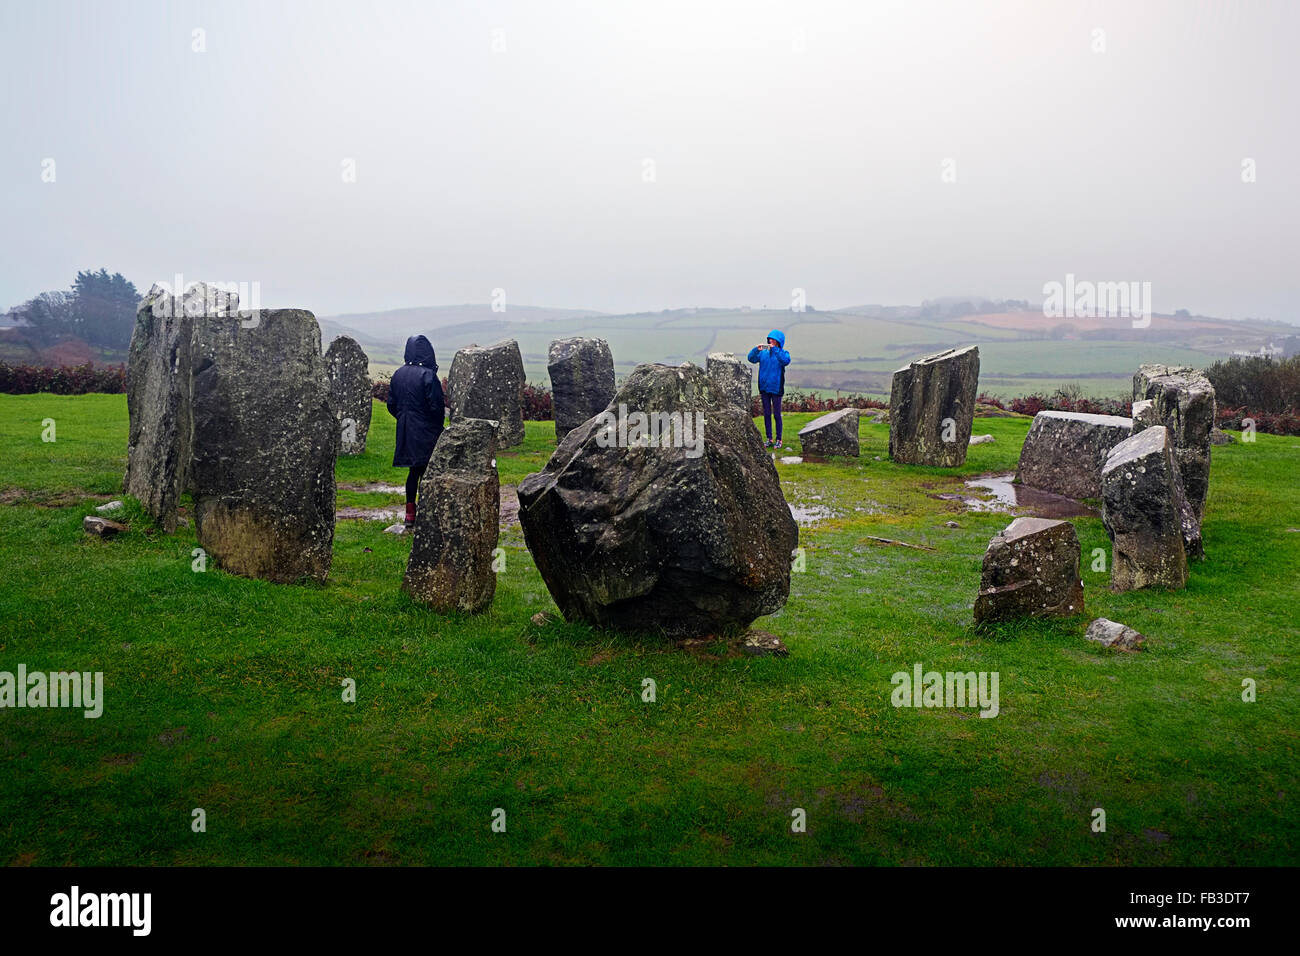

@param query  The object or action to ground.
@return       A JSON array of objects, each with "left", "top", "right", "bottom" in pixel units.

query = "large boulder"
[
  {"left": 448, "top": 340, "right": 526, "bottom": 448},
  {"left": 706, "top": 352, "right": 752, "bottom": 410},
  {"left": 798, "top": 408, "right": 860, "bottom": 457},
  {"left": 548, "top": 337, "right": 616, "bottom": 441},
  {"left": 190, "top": 307, "right": 337, "bottom": 584},
  {"left": 324, "top": 336, "right": 372, "bottom": 455},
  {"left": 517, "top": 362, "right": 799, "bottom": 638},
  {"left": 888, "top": 345, "right": 980, "bottom": 466},
  {"left": 402, "top": 419, "right": 500, "bottom": 613},
  {"left": 1101, "top": 426, "right": 1188, "bottom": 592},
  {"left": 1132, "top": 364, "right": 1215, "bottom": 521},
  {"left": 123, "top": 283, "right": 218, "bottom": 531},
  {"left": 1014, "top": 411, "right": 1133, "bottom": 499},
  {"left": 973, "top": 517, "right": 1084, "bottom": 623}
]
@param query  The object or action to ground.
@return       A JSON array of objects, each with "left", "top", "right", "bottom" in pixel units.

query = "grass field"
[{"left": 1, "top": 394, "right": 1297, "bottom": 865}]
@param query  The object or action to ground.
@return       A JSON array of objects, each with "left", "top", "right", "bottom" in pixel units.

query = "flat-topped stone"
[
  {"left": 974, "top": 516, "right": 1084, "bottom": 623},
  {"left": 798, "top": 407, "right": 860, "bottom": 457},
  {"left": 1101, "top": 425, "right": 1188, "bottom": 591},
  {"left": 1015, "top": 410, "right": 1134, "bottom": 499}
]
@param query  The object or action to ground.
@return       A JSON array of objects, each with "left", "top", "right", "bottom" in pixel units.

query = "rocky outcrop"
[
  {"left": 548, "top": 337, "right": 616, "bottom": 441},
  {"left": 324, "top": 336, "right": 372, "bottom": 455},
  {"left": 518, "top": 362, "right": 798, "bottom": 639},
  {"left": 402, "top": 419, "right": 500, "bottom": 613},
  {"left": 1132, "top": 364, "right": 1215, "bottom": 521},
  {"left": 973, "top": 517, "right": 1085, "bottom": 623},
  {"left": 797, "top": 408, "right": 860, "bottom": 457},
  {"left": 448, "top": 340, "right": 526, "bottom": 448},
  {"left": 1101, "top": 426, "right": 1188, "bottom": 591},
  {"left": 1014, "top": 411, "right": 1134, "bottom": 499},
  {"left": 888, "top": 345, "right": 980, "bottom": 466},
  {"left": 189, "top": 308, "right": 336, "bottom": 584},
  {"left": 706, "top": 352, "right": 752, "bottom": 410}
]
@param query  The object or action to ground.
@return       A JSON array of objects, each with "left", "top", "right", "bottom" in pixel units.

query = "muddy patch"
[
  {"left": 934, "top": 472, "right": 1097, "bottom": 519},
  {"left": 337, "top": 485, "right": 521, "bottom": 528},
  {"left": 789, "top": 502, "right": 836, "bottom": 526},
  {"left": 337, "top": 504, "right": 404, "bottom": 522},
  {"left": 337, "top": 482, "right": 405, "bottom": 495}
]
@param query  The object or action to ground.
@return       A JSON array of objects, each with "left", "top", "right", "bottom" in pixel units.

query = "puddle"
[
  {"left": 779, "top": 456, "right": 804, "bottom": 464},
  {"left": 338, "top": 482, "right": 405, "bottom": 494},
  {"left": 337, "top": 505, "right": 403, "bottom": 522},
  {"left": 941, "top": 473, "right": 1097, "bottom": 519},
  {"left": 789, "top": 503, "right": 836, "bottom": 526}
]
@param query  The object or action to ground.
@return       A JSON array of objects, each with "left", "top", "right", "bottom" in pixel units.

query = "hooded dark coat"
[{"left": 387, "top": 335, "right": 446, "bottom": 468}]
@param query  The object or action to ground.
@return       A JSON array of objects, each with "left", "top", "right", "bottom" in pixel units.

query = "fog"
[{"left": 2, "top": 0, "right": 1296, "bottom": 321}]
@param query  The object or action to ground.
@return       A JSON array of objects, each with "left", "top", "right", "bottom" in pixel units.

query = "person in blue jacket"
[
  {"left": 748, "top": 329, "right": 791, "bottom": 448},
  {"left": 387, "top": 335, "right": 446, "bottom": 530}
]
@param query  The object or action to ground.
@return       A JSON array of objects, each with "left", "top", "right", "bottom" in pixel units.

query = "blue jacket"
[
  {"left": 747, "top": 330, "right": 791, "bottom": 395},
  {"left": 387, "top": 335, "right": 446, "bottom": 468}
]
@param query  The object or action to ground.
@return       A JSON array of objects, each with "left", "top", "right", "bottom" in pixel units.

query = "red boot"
[{"left": 404, "top": 502, "right": 416, "bottom": 532}]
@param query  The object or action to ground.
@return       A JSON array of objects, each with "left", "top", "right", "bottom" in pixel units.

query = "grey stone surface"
[
  {"left": 888, "top": 345, "right": 980, "bottom": 466},
  {"left": 548, "top": 337, "right": 615, "bottom": 441},
  {"left": 448, "top": 340, "right": 526, "bottom": 448},
  {"left": 518, "top": 362, "right": 798, "bottom": 639},
  {"left": 969, "top": 434, "right": 995, "bottom": 445},
  {"left": 974, "top": 516, "right": 1085, "bottom": 623},
  {"left": 402, "top": 418, "right": 500, "bottom": 613},
  {"left": 1086, "top": 617, "right": 1145, "bottom": 650},
  {"left": 83, "top": 516, "right": 127, "bottom": 537},
  {"left": 798, "top": 407, "right": 860, "bottom": 457},
  {"left": 1015, "top": 410, "right": 1134, "bottom": 499},
  {"left": 1101, "top": 426, "right": 1188, "bottom": 591},
  {"left": 324, "top": 335, "right": 372, "bottom": 455},
  {"left": 190, "top": 307, "right": 337, "bottom": 584},
  {"left": 706, "top": 352, "right": 753, "bottom": 409},
  {"left": 1132, "top": 364, "right": 1215, "bottom": 521}
]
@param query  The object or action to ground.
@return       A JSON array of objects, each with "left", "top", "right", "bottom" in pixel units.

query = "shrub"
[
  {"left": 1206, "top": 356, "right": 1300, "bottom": 414},
  {"left": 0, "top": 362, "right": 126, "bottom": 394}
]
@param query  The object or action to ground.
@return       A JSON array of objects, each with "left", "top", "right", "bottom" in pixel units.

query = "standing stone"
[
  {"left": 518, "top": 362, "right": 799, "bottom": 639},
  {"left": 190, "top": 308, "right": 336, "bottom": 584},
  {"left": 324, "top": 336, "right": 372, "bottom": 455},
  {"left": 124, "top": 283, "right": 236, "bottom": 531},
  {"left": 402, "top": 419, "right": 500, "bottom": 613},
  {"left": 448, "top": 340, "right": 526, "bottom": 448},
  {"left": 548, "top": 337, "right": 615, "bottom": 441},
  {"left": 1132, "top": 364, "right": 1215, "bottom": 520},
  {"left": 798, "top": 408, "right": 860, "bottom": 457},
  {"left": 973, "top": 517, "right": 1085, "bottom": 623},
  {"left": 1101, "top": 426, "right": 1188, "bottom": 592},
  {"left": 1014, "top": 411, "right": 1134, "bottom": 499},
  {"left": 888, "top": 345, "right": 980, "bottom": 466},
  {"left": 706, "top": 352, "right": 752, "bottom": 410}
]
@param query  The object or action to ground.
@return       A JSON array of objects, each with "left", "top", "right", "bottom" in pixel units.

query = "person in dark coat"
[{"left": 387, "top": 335, "right": 446, "bottom": 529}]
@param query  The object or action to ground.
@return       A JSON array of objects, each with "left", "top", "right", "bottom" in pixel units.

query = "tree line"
[{"left": 8, "top": 269, "right": 141, "bottom": 350}]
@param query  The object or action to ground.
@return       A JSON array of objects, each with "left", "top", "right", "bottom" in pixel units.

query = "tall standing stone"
[
  {"left": 324, "top": 336, "right": 372, "bottom": 455},
  {"left": 402, "top": 419, "right": 500, "bottom": 613},
  {"left": 548, "top": 337, "right": 615, "bottom": 441},
  {"left": 448, "top": 340, "right": 526, "bottom": 448},
  {"left": 974, "top": 517, "right": 1084, "bottom": 623},
  {"left": 190, "top": 308, "right": 337, "bottom": 584},
  {"left": 518, "top": 362, "right": 798, "bottom": 639},
  {"left": 888, "top": 345, "right": 980, "bottom": 466},
  {"left": 706, "top": 352, "right": 752, "bottom": 410},
  {"left": 1101, "top": 426, "right": 1188, "bottom": 592},
  {"left": 1132, "top": 364, "right": 1215, "bottom": 521},
  {"left": 1014, "top": 411, "right": 1133, "bottom": 499}
]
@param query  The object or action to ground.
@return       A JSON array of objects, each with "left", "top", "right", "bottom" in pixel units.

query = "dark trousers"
[
  {"left": 761, "top": 392, "right": 782, "bottom": 440},
  {"left": 406, "top": 464, "right": 426, "bottom": 504}
]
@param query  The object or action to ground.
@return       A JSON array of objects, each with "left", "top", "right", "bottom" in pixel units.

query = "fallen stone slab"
[
  {"left": 448, "top": 340, "right": 526, "bottom": 448},
  {"left": 1015, "top": 410, "right": 1134, "bottom": 499},
  {"left": 973, "top": 516, "right": 1084, "bottom": 623},
  {"left": 888, "top": 345, "right": 980, "bottom": 466},
  {"left": 1086, "top": 617, "right": 1145, "bottom": 650},
  {"left": 518, "top": 362, "right": 798, "bottom": 639},
  {"left": 83, "top": 516, "right": 127, "bottom": 537},
  {"left": 548, "top": 337, "right": 616, "bottom": 441},
  {"left": 324, "top": 335, "right": 372, "bottom": 455},
  {"left": 706, "top": 352, "right": 753, "bottom": 410},
  {"left": 1101, "top": 425, "right": 1188, "bottom": 592},
  {"left": 95, "top": 500, "right": 124, "bottom": 514},
  {"left": 402, "top": 418, "right": 500, "bottom": 613},
  {"left": 1132, "top": 364, "right": 1216, "bottom": 521},
  {"left": 798, "top": 407, "right": 860, "bottom": 457}
]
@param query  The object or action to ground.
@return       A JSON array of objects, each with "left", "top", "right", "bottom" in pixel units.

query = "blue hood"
[
  {"left": 404, "top": 335, "right": 437, "bottom": 370},
  {"left": 767, "top": 329, "right": 785, "bottom": 347}
]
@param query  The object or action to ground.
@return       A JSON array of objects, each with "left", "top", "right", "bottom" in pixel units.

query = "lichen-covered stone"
[
  {"left": 706, "top": 352, "right": 752, "bottom": 409},
  {"left": 889, "top": 345, "right": 980, "bottom": 466},
  {"left": 448, "top": 340, "right": 526, "bottom": 448},
  {"left": 973, "top": 517, "right": 1084, "bottom": 623},
  {"left": 548, "top": 337, "right": 615, "bottom": 441},
  {"left": 1132, "top": 364, "right": 1215, "bottom": 521},
  {"left": 324, "top": 335, "right": 372, "bottom": 455},
  {"left": 798, "top": 407, "right": 860, "bottom": 457},
  {"left": 1101, "top": 425, "right": 1188, "bottom": 592},
  {"left": 1015, "top": 410, "right": 1133, "bottom": 499}
]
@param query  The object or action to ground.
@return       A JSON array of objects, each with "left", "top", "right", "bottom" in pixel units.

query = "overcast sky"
[{"left": 2, "top": 0, "right": 1296, "bottom": 322}]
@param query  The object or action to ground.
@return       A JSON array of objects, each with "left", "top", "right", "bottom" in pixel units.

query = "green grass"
[{"left": 1, "top": 394, "right": 1297, "bottom": 865}]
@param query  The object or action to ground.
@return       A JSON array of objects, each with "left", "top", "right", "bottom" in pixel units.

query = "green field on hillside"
[{"left": 1, "top": 394, "right": 1296, "bottom": 865}]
